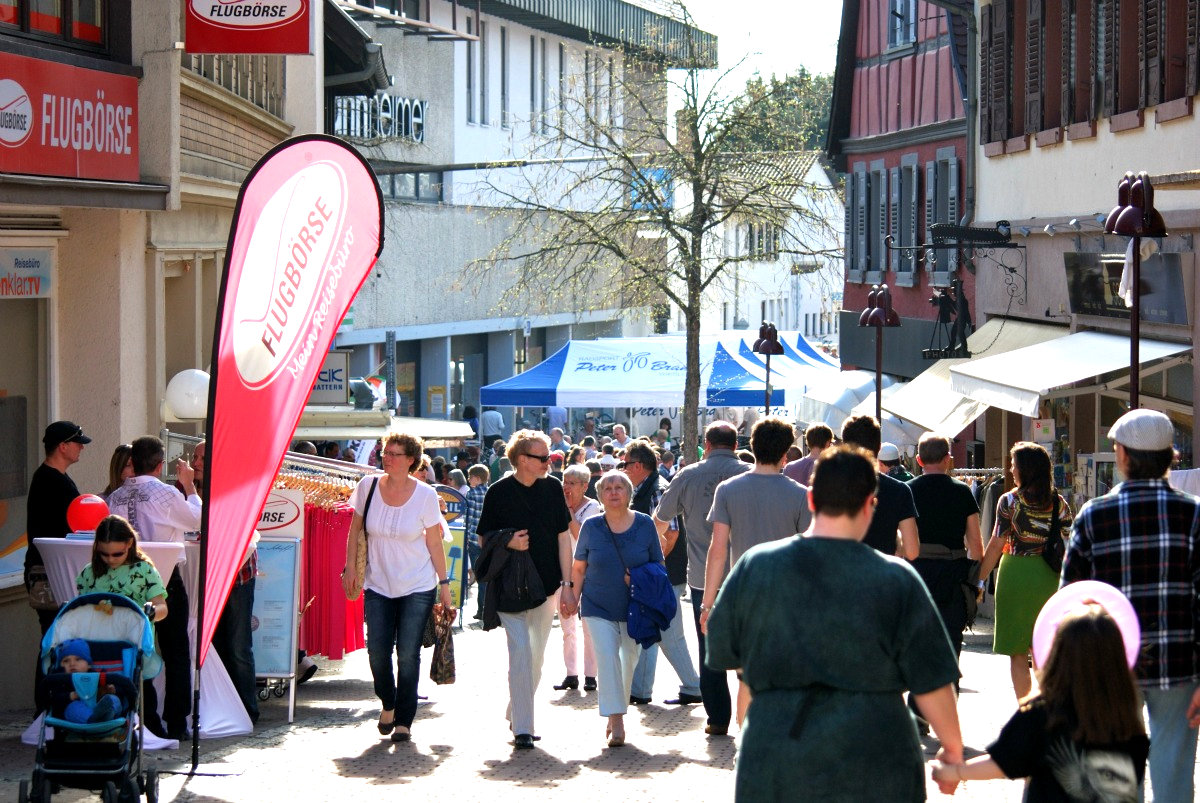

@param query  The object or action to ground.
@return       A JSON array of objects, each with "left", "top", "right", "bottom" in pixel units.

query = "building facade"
[{"left": 332, "top": 0, "right": 716, "bottom": 434}]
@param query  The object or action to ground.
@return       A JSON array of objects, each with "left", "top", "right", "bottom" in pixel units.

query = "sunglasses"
[
  {"left": 98, "top": 548, "right": 128, "bottom": 559},
  {"left": 524, "top": 453, "right": 551, "bottom": 463}
]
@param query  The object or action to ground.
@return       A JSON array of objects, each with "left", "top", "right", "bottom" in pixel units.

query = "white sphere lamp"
[{"left": 164, "top": 369, "right": 210, "bottom": 420}]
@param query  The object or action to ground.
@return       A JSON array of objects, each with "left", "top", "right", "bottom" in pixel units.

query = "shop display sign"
[
  {"left": 186, "top": 0, "right": 311, "bottom": 55},
  {"left": 1064, "top": 252, "right": 1189, "bottom": 326},
  {"left": 257, "top": 487, "right": 305, "bottom": 538},
  {"left": 251, "top": 537, "right": 300, "bottom": 676},
  {"left": 0, "top": 247, "right": 52, "bottom": 299},
  {"left": 1031, "top": 418, "right": 1055, "bottom": 443},
  {"left": 308, "top": 350, "right": 350, "bottom": 405},
  {"left": 0, "top": 52, "right": 138, "bottom": 182}
]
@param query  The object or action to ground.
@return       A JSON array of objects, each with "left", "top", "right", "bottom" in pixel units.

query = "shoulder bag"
[
  {"left": 345, "top": 476, "right": 379, "bottom": 601},
  {"left": 1041, "top": 494, "right": 1065, "bottom": 574}
]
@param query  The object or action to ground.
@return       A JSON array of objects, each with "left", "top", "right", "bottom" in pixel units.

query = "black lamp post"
[
  {"left": 858, "top": 284, "right": 901, "bottom": 421},
  {"left": 1104, "top": 171, "right": 1166, "bottom": 410},
  {"left": 752, "top": 321, "right": 784, "bottom": 412}
]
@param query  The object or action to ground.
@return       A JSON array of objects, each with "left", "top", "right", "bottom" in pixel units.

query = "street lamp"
[
  {"left": 1104, "top": 171, "right": 1167, "bottom": 409},
  {"left": 752, "top": 321, "right": 784, "bottom": 412},
  {"left": 858, "top": 284, "right": 901, "bottom": 421}
]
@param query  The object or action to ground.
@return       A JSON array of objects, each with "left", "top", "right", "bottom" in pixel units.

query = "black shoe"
[
  {"left": 553, "top": 675, "right": 579, "bottom": 691},
  {"left": 165, "top": 724, "right": 188, "bottom": 741},
  {"left": 664, "top": 693, "right": 703, "bottom": 705},
  {"left": 513, "top": 733, "right": 535, "bottom": 750},
  {"left": 704, "top": 724, "right": 729, "bottom": 736},
  {"left": 390, "top": 730, "right": 411, "bottom": 742},
  {"left": 629, "top": 695, "right": 652, "bottom": 705},
  {"left": 377, "top": 716, "right": 395, "bottom": 736},
  {"left": 472, "top": 610, "right": 484, "bottom": 620},
  {"left": 583, "top": 676, "right": 597, "bottom": 691}
]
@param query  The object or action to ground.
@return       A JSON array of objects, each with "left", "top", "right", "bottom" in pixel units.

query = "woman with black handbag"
[{"left": 979, "top": 441, "right": 1074, "bottom": 700}]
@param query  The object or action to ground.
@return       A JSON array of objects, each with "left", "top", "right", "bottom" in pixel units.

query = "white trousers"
[
  {"left": 583, "top": 617, "right": 641, "bottom": 717},
  {"left": 498, "top": 597, "right": 556, "bottom": 736}
]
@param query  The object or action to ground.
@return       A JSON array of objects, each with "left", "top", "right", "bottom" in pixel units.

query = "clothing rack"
[
  {"left": 953, "top": 467, "right": 1004, "bottom": 478},
  {"left": 277, "top": 453, "right": 378, "bottom": 509}
]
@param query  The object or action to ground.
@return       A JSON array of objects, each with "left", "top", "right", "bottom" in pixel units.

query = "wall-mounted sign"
[
  {"left": 332, "top": 93, "right": 429, "bottom": 144},
  {"left": 0, "top": 52, "right": 138, "bottom": 182},
  {"left": 186, "top": 0, "right": 311, "bottom": 54},
  {"left": 308, "top": 350, "right": 351, "bottom": 405},
  {"left": 428, "top": 385, "right": 446, "bottom": 416},
  {"left": 0, "top": 247, "right": 52, "bottom": 299},
  {"left": 1064, "top": 252, "right": 1189, "bottom": 326}
]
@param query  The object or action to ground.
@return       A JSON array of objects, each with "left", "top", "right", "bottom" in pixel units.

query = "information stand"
[
  {"left": 434, "top": 484, "right": 468, "bottom": 623},
  {"left": 252, "top": 536, "right": 302, "bottom": 722}
]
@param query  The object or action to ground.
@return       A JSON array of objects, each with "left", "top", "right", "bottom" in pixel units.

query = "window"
[
  {"left": 539, "top": 38, "right": 548, "bottom": 133},
  {"left": 745, "top": 222, "right": 780, "bottom": 260},
  {"left": 558, "top": 43, "right": 566, "bottom": 135},
  {"left": 383, "top": 171, "right": 443, "bottom": 203},
  {"left": 888, "top": 0, "right": 917, "bottom": 48},
  {"left": 722, "top": 302, "right": 730, "bottom": 330},
  {"left": 465, "top": 17, "right": 475, "bottom": 123},
  {"left": 0, "top": 0, "right": 107, "bottom": 48},
  {"left": 608, "top": 57, "right": 616, "bottom": 128},
  {"left": 479, "top": 20, "right": 489, "bottom": 125},
  {"left": 530, "top": 35, "right": 537, "bottom": 133},
  {"left": 866, "top": 162, "right": 886, "bottom": 281},
  {"left": 890, "top": 156, "right": 920, "bottom": 284},
  {"left": 500, "top": 26, "right": 509, "bottom": 127},
  {"left": 925, "top": 148, "right": 960, "bottom": 284}
]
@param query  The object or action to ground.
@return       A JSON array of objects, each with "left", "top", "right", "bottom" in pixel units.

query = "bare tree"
[{"left": 466, "top": 3, "right": 842, "bottom": 459}]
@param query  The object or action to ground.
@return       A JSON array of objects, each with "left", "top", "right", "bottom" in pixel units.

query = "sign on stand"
[
  {"left": 252, "top": 536, "right": 302, "bottom": 722},
  {"left": 435, "top": 484, "right": 468, "bottom": 614}
]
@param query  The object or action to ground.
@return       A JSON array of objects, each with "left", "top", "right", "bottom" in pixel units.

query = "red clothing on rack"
[{"left": 300, "top": 504, "right": 364, "bottom": 659}]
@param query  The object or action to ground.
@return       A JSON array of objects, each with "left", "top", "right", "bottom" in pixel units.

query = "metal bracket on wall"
[{"left": 884, "top": 221, "right": 1028, "bottom": 305}]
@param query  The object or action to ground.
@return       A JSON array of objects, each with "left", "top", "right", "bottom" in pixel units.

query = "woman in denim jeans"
[{"left": 342, "top": 432, "right": 455, "bottom": 741}]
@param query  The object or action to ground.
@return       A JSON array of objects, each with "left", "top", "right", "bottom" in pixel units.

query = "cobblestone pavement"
[{"left": 0, "top": 608, "right": 1183, "bottom": 802}]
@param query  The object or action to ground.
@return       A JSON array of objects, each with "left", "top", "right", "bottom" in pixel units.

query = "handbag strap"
[
  {"left": 1049, "top": 493, "right": 1061, "bottom": 542},
  {"left": 361, "top": 477, "right": 380, "bottom": 540},
  {"left": 600, "top": 517, "right": 630, "bottom": 574}
]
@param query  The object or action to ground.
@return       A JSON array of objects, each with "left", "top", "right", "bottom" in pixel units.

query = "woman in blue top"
[{"left": 567, "top": 469, "right": 663, "bottom": 748}]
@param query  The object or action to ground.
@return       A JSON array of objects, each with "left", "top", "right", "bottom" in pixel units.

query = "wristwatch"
[
  {"left": 560, "top": 580, "right": 574, "bottom": 588},
  {"left": 438, "top": 578, "right": 451, "bottom": 586},
  {"left": 699, "top": 603, "right": 712, "bottom": 612}
]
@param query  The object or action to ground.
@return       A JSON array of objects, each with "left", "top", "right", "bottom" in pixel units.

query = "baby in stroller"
[{"left": 47, "top": 638, "right": 136, "bottom": 727}]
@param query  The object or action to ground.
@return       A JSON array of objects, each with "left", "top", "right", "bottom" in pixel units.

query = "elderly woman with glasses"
[
  {"left": 342, "top": 432, "right": 454, "bottom": 743},
  {"left": 553, "top": 464, "right": 601, "bottom": 692},
  {"left": 564, "top": 469, "right": 665, "bottom": 747}
]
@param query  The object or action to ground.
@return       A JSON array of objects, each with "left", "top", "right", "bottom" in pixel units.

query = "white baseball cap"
[
  {"left": 877, "top": 443, "right": 901, "bottom": 462},
  {"left": 1108, "top": 408, "right": 1174, "bottom": 451}
]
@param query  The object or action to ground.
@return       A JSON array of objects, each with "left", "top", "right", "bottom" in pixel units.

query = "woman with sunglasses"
[{"left": 342, "top": 432, "right": 454, "bottom": 743}]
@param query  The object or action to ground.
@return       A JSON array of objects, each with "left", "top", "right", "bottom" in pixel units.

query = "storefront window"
[
  {"left": 3, "top": 0, "right": 105, "bottom": 47},
  {"left": 30, "top": 0, "right": 60, "bottom": 35},
  {"left": 0, "top": 0, "right": 18, "bottom": 27},
  {"left": 72, "top": 0, "right": 101, "bottom": 44}
]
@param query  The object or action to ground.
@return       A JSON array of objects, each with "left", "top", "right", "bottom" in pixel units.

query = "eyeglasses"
[
  {"left": 617, "top": 462, "right": 629, "bottom": 469},
  {"left": 382, "top": 450, "right": 409, "bottom": 459},
  {"left": 523, "top": 453, "right": 551, "bottom": 463}
]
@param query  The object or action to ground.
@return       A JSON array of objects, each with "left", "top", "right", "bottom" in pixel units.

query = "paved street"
[{"left": 0, "top": 608, "right": 1176, "bottom": 802}]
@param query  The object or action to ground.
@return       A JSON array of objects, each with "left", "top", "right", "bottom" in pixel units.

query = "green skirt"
[{"left": 992, "top": 552, "right": 1059, "bottom": 655}]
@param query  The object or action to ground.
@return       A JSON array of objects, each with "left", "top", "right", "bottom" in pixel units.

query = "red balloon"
[{"left": 67, "top": 494, "right": 109, "bottom": 532}]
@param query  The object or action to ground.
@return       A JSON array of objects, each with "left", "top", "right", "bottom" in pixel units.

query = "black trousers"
[{"left": 147, "top": 568, "right": 192, "bottom": 734}]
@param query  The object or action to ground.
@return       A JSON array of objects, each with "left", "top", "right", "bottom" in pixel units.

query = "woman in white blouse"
[{"left": 342, "top": 432, "right": 454, "bottom": 742}]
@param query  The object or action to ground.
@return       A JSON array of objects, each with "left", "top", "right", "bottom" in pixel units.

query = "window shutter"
[
  {"left": 1026, "top": 0, "right": 1044, "bottom": 133},
  {"left": 946, "top": 158, "right": 960, "bottom": 273},
  {"left": 1188, "top": 0, "right": 1200, "bottom": 97},
  {"left": 889, "top": 166, "right": 901, "bottom": 272},
  {"left": 924, "top": 162, "right": 937, "bottom": 255},
  {"left": 1061, "top": 0, "right": 1073, "bottom": 126},
  {"left": 856, "top": 171, "right": 869, "bottom": 274},
  {"left": 875, "top": 169, "right": 888, "bottom": 273},
  {"left": 1140, "top": 0, "right": 1163, "bottom": 107},
  {"left": 907, "top": 165, "right": 920, "bottom": 272},
  {"left": 843, "top": 179, "right": 855, "bottom": 278},
  {"left": 991, "top": 0, "right": 1011, "bottom": 142},
  {"left": 981, "top": 4, "right": 994, "bottom": 141},
  {"left": 1103, "top": 0, "right": 1117, "bottom": 116}
]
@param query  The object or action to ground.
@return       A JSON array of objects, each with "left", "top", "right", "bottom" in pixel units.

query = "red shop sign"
[
  {"left": 186, "top": 0, "right": 311, "bottom": 55},
  {"left": 0, "top": 51, "right": 139, "bottom": 183}
]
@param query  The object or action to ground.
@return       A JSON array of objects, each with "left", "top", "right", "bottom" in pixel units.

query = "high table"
[{"left": 32, "top": 537, "right": 252, "bottom": 739}]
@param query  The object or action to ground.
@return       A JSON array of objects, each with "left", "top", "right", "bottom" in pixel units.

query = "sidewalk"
[{"left": 0, "top": 612, "right": 1097, "bottom": 802}]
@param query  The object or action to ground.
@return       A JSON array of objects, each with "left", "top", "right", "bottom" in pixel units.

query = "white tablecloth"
[{"left": 32, "top": 538, "right": 252, "bottom": 739}]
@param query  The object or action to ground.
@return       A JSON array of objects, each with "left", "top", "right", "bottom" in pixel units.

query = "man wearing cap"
[
  {"left": 107, "top": 435, "right": 201, "bottom": 739},
  {"left": 1064, "top": 408, "right": 1200, "bottom": 802},
  {"left": 24, "top": 421, "right": 91, "bottom": 711},
  {"left": 878, "top": 442, "right": 915, "bottom": 482}
]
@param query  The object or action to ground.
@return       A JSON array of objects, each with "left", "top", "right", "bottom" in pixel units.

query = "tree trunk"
[{"left": 682, "top": 255, "right": 703, "bottom": 465}]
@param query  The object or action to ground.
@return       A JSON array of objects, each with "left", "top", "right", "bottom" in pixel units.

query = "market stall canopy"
[
  {"left": 479, "top": 332, "right": 840, "bottom": 408},
  {"left": 293, "top": 407, "right": 475, "bottom": 447},
  {"left": 882, "top": 319, "right": 1067, "bottom": 435},
  {"left": 949, "top": 331, "right": 1191, "bottom": 417}
]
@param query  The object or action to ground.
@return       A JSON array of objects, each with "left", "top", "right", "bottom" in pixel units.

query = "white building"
[{"left": 331, "top": 0, "right": 717, "bottom": 432}]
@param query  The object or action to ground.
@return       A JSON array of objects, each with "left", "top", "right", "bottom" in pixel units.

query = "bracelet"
[
  {"left": 438, "top": 578, "right": 451, "bottom": 586},
  {"left": 699, "top": 603, "right": 712, "bottom": 612},
  {"left": 561, "top": 580, "right": 574, "bottom": 588}
]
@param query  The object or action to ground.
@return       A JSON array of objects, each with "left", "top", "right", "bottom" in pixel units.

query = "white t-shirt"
[
  {"left": 570, "top": 497, "right": 602, "bottom": 549},
  {"left": 352, "top": 476, "right": 443, "bottom": 599}
]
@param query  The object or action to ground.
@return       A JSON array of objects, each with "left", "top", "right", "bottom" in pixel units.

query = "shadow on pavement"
[{"left": 332, "top": 738, "right": 453, "bottom": 784}]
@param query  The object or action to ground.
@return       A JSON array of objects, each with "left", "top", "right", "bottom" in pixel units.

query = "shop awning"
[
  {"left": 949, "top": 331, "right": 1191, "bottom": 417},
  {"left": 881, "top": 318, "right": 1067, "bottom": 434},
  {"left": 293, "top": 408, "right": 475, "bottom": 447}
]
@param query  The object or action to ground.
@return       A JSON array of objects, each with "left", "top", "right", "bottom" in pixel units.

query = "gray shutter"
[
  {"left": 1141, "top": 0, "right": 1163, "bottom": 108},
  {"left": 907, "top": 165, "right": 920, "bottom": 273},
  {"left": 991, "top": 0, "right": 1011, "bottom": 142},
  {"left": 946, "top": 157, "right": 960, "bottom": 274},
  {"left": 843, "top": 178, "right": 855, "bottom": 280},
  {"left": 980, "top": 4, "right": 993, "bottom": 141},
  {"left": 1188, "top": 0, "right": 1200, "bottom": 98},
  {"left": 924, "top": 161, "right": 937, "bottom": 274},
  {"left": 1061, "top": 0, "right": 1073, "bottom": 127},
  {"left": 1026, "top": 0, "right": 1043, "bottom": 133},
  {"left": 856, "top": 171, "right": 869, "bottom": 274},
  {"left": 1102, "top": 0, "right": 1117, "bottom": 116},
  {"left": 874, "top": 169, "right": 888, "bottom": 276},
  {"left": 889, "top": 166, "right": 901, "bottom": 272}
]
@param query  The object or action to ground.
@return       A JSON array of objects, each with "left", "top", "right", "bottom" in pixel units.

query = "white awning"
[
  {"left": 881, "top": 318, "right": 1067, "bottom": 435},
  {"left": 294, "top": 408, "right": 475, "bottom": 447},
  {"left": 949, "top": 331, "right": 1191, "bottom": 417}
]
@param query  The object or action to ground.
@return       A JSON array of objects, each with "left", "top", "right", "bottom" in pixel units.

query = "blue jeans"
[
  {"left": 1143, "top": 684, "right": 1199, "bottom": 802},
  {"left": 692, "top": 588, "right": 731, "bottom": 729},
  {"left": 364, "top": 587, "right": 436, "bottom": 728},
  {"left": 631, "top": 584, "right": 701, "bottom": 699},
  {"left": 212, "top": 577, "right": 258, "bottom": 721}
]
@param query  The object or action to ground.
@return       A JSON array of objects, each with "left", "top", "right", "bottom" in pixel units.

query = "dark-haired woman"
[
  {"left": 76, "top": 515, "right": 167, "bottom": 622},
  {"left": 979, "top": 441, "right": 1074, "bottom": 700},
  {"left": 102, "top": 444, "right": 134, "bottom": 499}
]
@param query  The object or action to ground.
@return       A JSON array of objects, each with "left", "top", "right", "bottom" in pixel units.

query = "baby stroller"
[{"left": 21, "top": 592, "right": 163, "bottom": 803}]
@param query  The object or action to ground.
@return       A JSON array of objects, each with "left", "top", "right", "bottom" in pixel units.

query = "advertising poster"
[
  {"left": 252, "top": 537, "right": 300, "bottom": 676},
  {"left": 435, "top": 484, "right": 467, "bottom": 610}
]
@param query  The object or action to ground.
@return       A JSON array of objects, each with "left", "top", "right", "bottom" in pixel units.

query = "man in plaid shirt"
[
  {"left": 1063, "top": 409, "right": 1200, "bottom": 802},
  {"left": 463, "top": 464, "right": 489, "bottom": 620}
]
